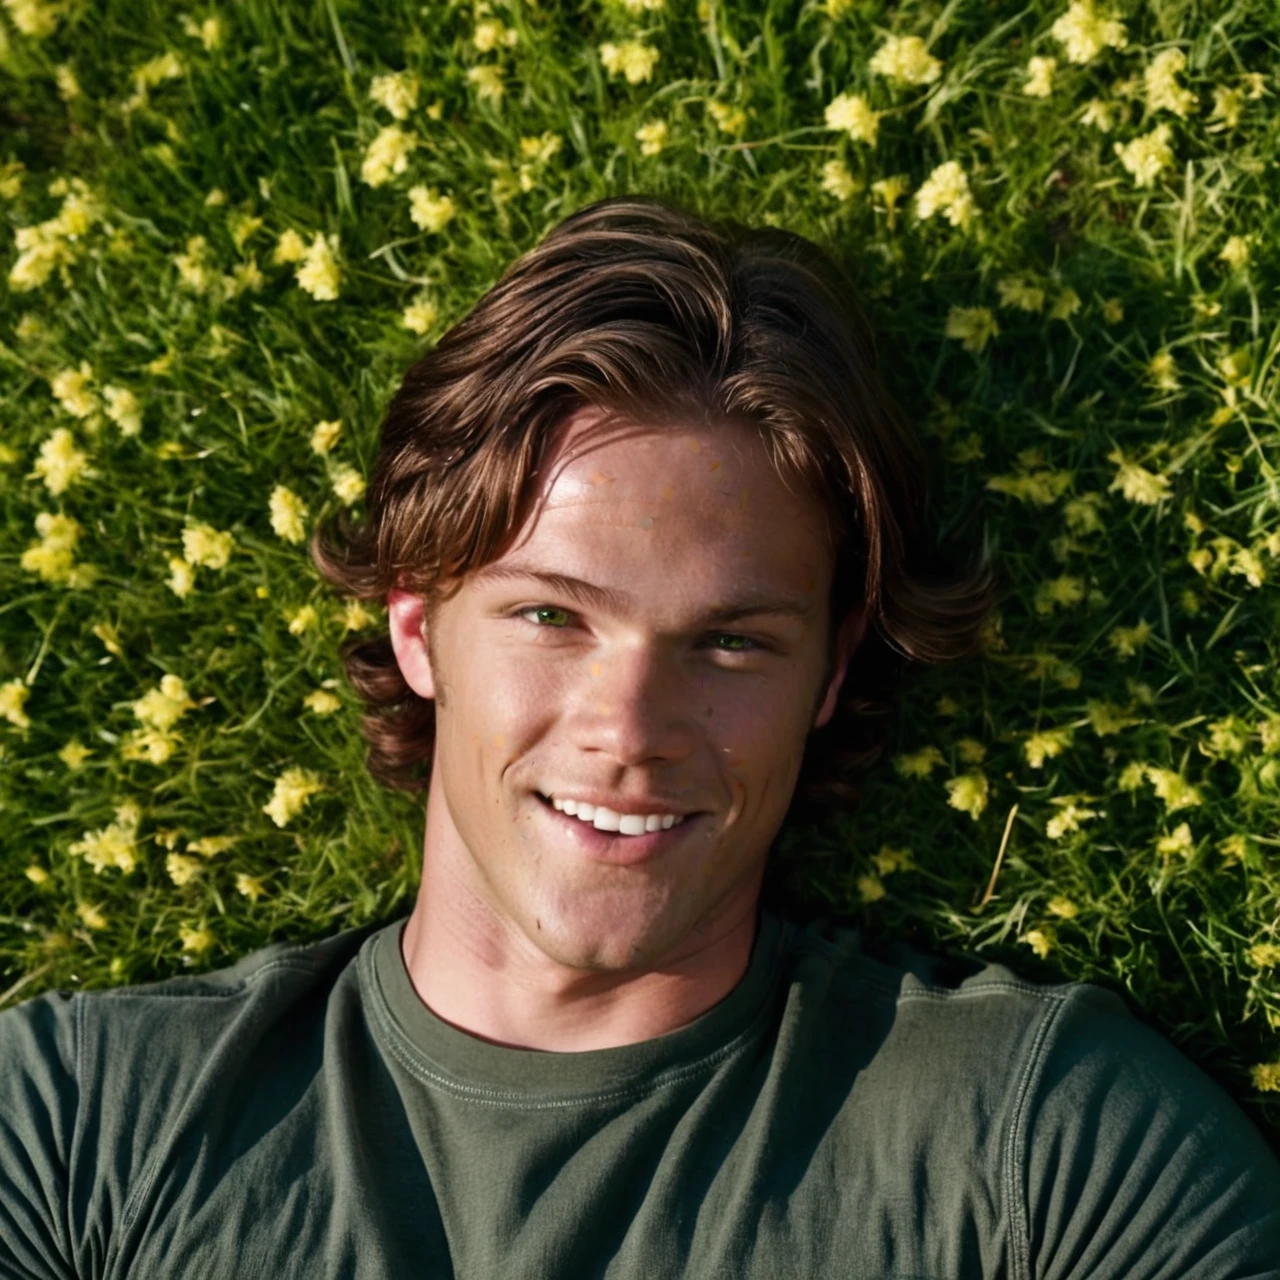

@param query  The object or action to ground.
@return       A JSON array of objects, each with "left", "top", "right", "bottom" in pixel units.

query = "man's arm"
[
  {"left": 0, "top": 991, "right": 80, "bottom": 1280},
  {"left": 1019, "top": 984, "right": 1280, "bottom": 1280}
]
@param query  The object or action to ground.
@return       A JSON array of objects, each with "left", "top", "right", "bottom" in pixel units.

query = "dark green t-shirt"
[{"left": 1, "top": 909, "right": 1277, "bottom": 1278}]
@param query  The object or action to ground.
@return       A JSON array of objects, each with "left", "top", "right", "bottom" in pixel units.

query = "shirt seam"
[
  {"left": 362, "top": 940, "right": 782, "bottom": 1110},
  {"left": 1004, "top": 986, "right": 1072, "bottom": 1280}
]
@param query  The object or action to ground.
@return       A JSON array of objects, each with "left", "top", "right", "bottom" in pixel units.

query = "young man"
[{"left": 2, "top": 197, "right": 1278, "bottom": 1277}]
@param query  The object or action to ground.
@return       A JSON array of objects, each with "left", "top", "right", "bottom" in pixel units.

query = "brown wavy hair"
[{"left": 311, "top": 194, "right": 994, "bottom": 821}]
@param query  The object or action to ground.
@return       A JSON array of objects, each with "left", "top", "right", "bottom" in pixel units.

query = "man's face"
[{"left": 387, "top": 407, "right": 862, "bottom": 973}]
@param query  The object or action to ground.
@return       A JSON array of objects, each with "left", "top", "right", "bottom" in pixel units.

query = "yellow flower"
[
  {"left": 304, "top": 688, "right": 342, "bottom": 715},
  {"left": 55, "top": 64, "right": 80, "bottom": 100},
  {"left": 473, "top": 17, "right": 514, "bottom": 52},
  {"left": 25, "top": 865, "right": 50, "bottom": 885},
  {"left": 996, "top": 276, "right": 1045, "bottom": 312},
  {"left": 707, "top": 101, "right": 748, "bottom": 135},
  {"left": 229, "top": 212, "right": 263, "bottom": 253},
  {"left": 341, "top": 599, "right": 377, "bottom": 631},
  {"left": 1109, "top": 619, "right": 1152, "bottom": 657},
  {"left": 58, "top": 738, "right": 92, "bottom": 769},
  {"left": 132, "top": 50, "right": 183, "bottom": 91},
  {"left": 0, "top": 159, "right": 24, "bottom": 199},
  {"left": 1023, "top": 56, "right": 1056, "bottom": 97},
  {"left": 69, "top": 808, "right": 141, "bottom": 875},
  {"left": 945, "top": 772, "right": 989, "bottom": 820},
  {"left": 1050, "top": 1, "right": 1128, "bottom": 64},
  {"left": 166, "top": 852, "right": 203, "bottom": 886},
  {"left": 166, "top": 556, "right": 195, "bottom": 598},
  {"left": 77, "top": 903, "right": 108, "bottom": 932},
  {"left": 179, "top": 925, "right": 215, "bottom": 955},
  {"left": 187, "top": 835, "right": 238, "bottom": 857},
  {"left": 857, "top": 874, "right": 886, "bottom": 903},
  {"left": 1251, "top": 1063, "right": 1280, "bottom": 1093},
  {"left": 369, "top": 70, "right": 420, "bottom": 120},
  {"left": 870, "top": 174, "right": 910, "bottom": 229},
  {"left": 236, "top": 872, "right": 266, "bottom": 902},
  {"left": 33, "top": 427, "right": 90, "bottom": 495},
  {"left": 103, "top": 386, "right": 143, "bottom": 436},
  {"left": 3, "top": 0, "right": 61, "bottom": 37},
  {"left": 1201, "top": 716, "right": 1251, "bottom": 758},
  {"left": 263, "top": 766, "right": 324, "bottom": 827},
  {"left": 0, "top": 680, "right": 32, "bottom": 731},
  {"left": 1114, "top": 123, "right": 1174, "bottom": 188},
  {"left": 182, "top": 522, "right": 234, "bottom": 570},
  {"left": 173, "top": 236, "right": 213, "bottom": 293},
  {"left": 1022, "top": 929, "right": 1053, "bottom": 959},
  {"left": 1086, "top": 699, "right": 1137, "bottom": 736},
  {"left": 1033, "top": 574, "right": 1085, "bottom": 615},
  {"left": 1024, "top": 727, "right": 1073, "bottom": 768},
  {"left": 894, "top": 745, "right": 945, "bottom": 778},
  {"left": 1108, "top": 450, "right": 1170, "bottom": 504},
  {"left": 286, "top": 604, "right": 319, "bottom": 636},
  {"left": 1101, "top": 296, "right": 1124, "bottom": 323},
  {"left": 599, "top": 40, "right": 660, "bottom": 84},
  {"left": 635, "top": 120, "right": 668, "bottom": 156},
  {"left": 1247, "top": 942, "right": 1280, "bottom": 968},
  {"left": 987, "top": 469, "right": 1072, "bottom": 505},
  {"left": 956, "top": 738, "right": 986, "bottom": 764},
  {"left": 869, "top": 34, "right": 942, "bottom": 85},
  {"left": 871, "top": 845, "right": 915, "bottom": 875},
  {"left": 310, "top": 419, "right": 342, "bottom": 455},
  {"left": 1147, "top": 349, "right": 1179, "bottom": 391},
  {"left": 945, "top": 306, "right": 998, "bottom": 353},
  {"left": 1207, "top": 85, "right": 1243, "bottom": 131},
  {"left": 360, "top": 125, "right": 418, "bottom": 187},
  {"left": 1218, "top": 834, "right": 1253, "bottom": 864},
  {"left": 408, "top": 186, "right": 457, "bottom": 233},
  {"left": 915, "top": 160, "right": 977, "bottom": 228},
  {"left": 296, "top": 232, "right": 341, "bottom": 301},
  {"left": 1259, "top": 715, "right": 1280, "bottom": 753},
  {"left": 1155, "top": 822, "right": 1194, "bottom": 860},
  {"left": 50, "top": 361, "right": 98, "bottom": 417},
  {"left": 1218, "top": 235, "right": 1250, "bottom": 270},
  {"left": 21, "top": 513, "right": 83, "bottom": 586},
  {"left": 820, "top": 159, "right": 862, "bottom": 201},
  {"left": 1047, "top": 895, "right": 1079, "bottom": 919},
  {"left": 1146, "top": 766, "right": 1202, "bottom": 812},
  {"left": 465, "top": 64, "right": 505, "bottom": 102},
  {"left": 1144, "top": 48, "right": 1196, "bottom": 118},
  {"left": 1050, "top": 287, "right": 1081, "bottom": 320},
  {"left": 824, "top": 92, "right": 880, "bottom": 144},
  {"left": 272, "top": 228, "right": 307, "bottom": 264},
  {"left": 403, "top": 298, "right": 438, "bottom": 334},
  {"left": 1045, "top": 795, "right": 1100, "bottom": 839},
  {"left": 269, "top": 485, "right": 309, "bottom": 544},
  {"left": 124, "top": 725, "right": 180, "bottom": 765},
  {"left": 330, "top": 463, "right": 366, "bottom": 505},
  {"left": 133, "top": 673, "right": 195, "bottom": 731}
]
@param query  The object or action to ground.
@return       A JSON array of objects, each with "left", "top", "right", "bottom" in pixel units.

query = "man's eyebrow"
[{"left": 471, "top": 563, "right": 817, "bottom": 623}]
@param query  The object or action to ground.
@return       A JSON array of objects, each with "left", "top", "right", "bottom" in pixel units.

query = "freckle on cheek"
[
  {"left": 590, "top": 662, "right": 602, "bottom": 679},
  {"left": 493, "top": 734, "right": 505, "bottom": 749}
]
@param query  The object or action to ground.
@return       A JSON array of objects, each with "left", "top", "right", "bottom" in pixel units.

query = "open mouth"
[{"left": 534, "top": 792, "right": 704, "bottom": 865}]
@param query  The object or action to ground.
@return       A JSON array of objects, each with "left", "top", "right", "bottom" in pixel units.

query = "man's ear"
[
  {"left": 812, "top": 606, "right": 868, "bottom": 731},
  {"left": 386, "top": 588, "right": 437, "bottom": 701}
]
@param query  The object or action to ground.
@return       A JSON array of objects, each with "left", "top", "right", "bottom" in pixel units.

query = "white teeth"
[
  {"left": 544, "top": 794, "right": 686, "bottom": 835},
  {"left": 592, "top": 807, "right": 621, "bottom": 832}
]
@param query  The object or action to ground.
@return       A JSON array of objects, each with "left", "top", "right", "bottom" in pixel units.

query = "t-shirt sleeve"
[
  {"left": 0, "top": 991, "right": 80, "bottom": 1280},
  {"left": 1019, "top": 983, "right": 1280, "bottom": 1280}
]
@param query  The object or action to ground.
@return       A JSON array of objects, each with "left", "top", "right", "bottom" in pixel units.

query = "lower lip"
[{"left": 535, "top": 794, "right": 702, "bottom": 866}]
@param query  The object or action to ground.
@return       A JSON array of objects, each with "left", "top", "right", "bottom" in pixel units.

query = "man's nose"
[{"left": 569, "top": 645, "right": 702, "bottom": 766}]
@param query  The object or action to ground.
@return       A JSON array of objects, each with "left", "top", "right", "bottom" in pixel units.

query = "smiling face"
[{"left": 387, "top": 406, "right": 863, "bottom": 975}]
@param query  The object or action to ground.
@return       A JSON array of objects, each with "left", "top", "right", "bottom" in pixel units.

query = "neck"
[{"left": 399, "top": 837, "right": 762, "bottom": 1053}]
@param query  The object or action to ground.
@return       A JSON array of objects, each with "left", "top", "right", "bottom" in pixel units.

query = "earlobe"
[
  {"left": 386, "top": 588, "right": 437, "bottom": 701},
  {"left": 812, "top": 607, "right": 868, "bottom": 731}
]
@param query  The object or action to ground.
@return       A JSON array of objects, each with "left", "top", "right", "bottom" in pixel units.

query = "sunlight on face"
[{"left": 420, "top": 407, "right": 847, "bottom": 973}]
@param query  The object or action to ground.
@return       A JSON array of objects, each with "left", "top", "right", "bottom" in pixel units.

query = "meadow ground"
[{"left": 1, "top": 0, "right": 1279, "bottom": 1145}]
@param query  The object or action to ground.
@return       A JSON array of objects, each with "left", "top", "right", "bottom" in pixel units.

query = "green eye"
[
  {"left": 522, "top": 606, "right": 571, "bottom": 627},
  {"left": 712, "top": 634, "right": 755, "bottom": 652}
]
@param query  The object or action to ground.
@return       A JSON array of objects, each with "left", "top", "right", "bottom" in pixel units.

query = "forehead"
[{"left": 482, "top": 406, "right": 835, "bottom": 599}]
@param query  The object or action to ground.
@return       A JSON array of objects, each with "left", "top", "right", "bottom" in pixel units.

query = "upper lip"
[{"left": 537, "top": 790, "right": 697, "bottom": 817}]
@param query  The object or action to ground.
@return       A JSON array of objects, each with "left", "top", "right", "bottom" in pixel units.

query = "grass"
[{"left": 1, "top": 0, "right": 1278, "bottom": 1146}]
